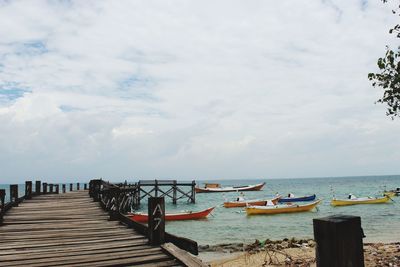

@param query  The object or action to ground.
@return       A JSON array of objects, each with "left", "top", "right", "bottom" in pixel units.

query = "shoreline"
[{"left": 198, "top": 238, "right": 400, "bottom": 266}]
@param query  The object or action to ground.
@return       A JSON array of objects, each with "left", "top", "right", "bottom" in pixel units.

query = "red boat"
[
  {"left": 195, "top": 182, "right": 265, "bottom": 193},
  {"left": 128, "top": 207, "right": 215, "bottom": 223}
]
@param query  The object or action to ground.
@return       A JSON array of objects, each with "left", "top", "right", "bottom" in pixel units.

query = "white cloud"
[{"left": 0, "top": 0, "right": 399, "bottom": 182}]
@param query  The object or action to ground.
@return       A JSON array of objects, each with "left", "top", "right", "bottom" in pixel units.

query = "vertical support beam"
[
  {"left": 91, "top": 179, "right": 102, "bottom": 202},
  {"left": 25, "top": 181, "right": 32, "bottom": 199},
  {"left": 154, "top": 179, "right": 158, "bottom": 197},
  {"left": 49, "top": 184, "right": 54, "bottom": 194},
  {"left": 172, "top": 180, "right": 177, "bottom": 204},
  {"left": 62, "top": 184, "right": 66, "bottom": 193},
  {"left": 84, "top": 183, "right": 87, "bottom": 190},
  {"left": 10, "top": 184, "right": 18, "bottom": 206},
  {"left": 70, "top": 183, "right": 73, "bottom": 191},
  {"left": 77, "top": 183, "right": 80, "bottom": 191},
  {"left": 313, "top": 215, "right": 364, "bottom": 267},
  {"left": 43, "top": 183, "right": 48, "bottom": 194},
  {"left": 148, "top": 197, "right": 165, "bottom": 245},
  {"left": 191, "top": 180, "right": 196, "bottom": 203},
  {"left": 35, "top": 180, "right": 41, "bottom": 195},
  {"left": 0, "top": 189, "right": 5, "bottom": 223},
  {"left": 55, "top": 184, "right": 59, "bottom": 194},
  {"left": 137, "top": 181, "right": 141, "bottom": 207}
]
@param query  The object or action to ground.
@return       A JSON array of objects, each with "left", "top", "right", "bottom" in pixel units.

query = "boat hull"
[
  {"left": 278, "top": 194, "right": 316, "bottom": 203},
  {"left": 331, "top": 196, "right": 390, "bottom": 206},
  {"left": 245, "top": 200, "right": 321, "bottom": 215},
  {"left": 196, "top": 182, "right": 265, "bottom": 193},
  {"left": 128, "top": 207, "right": 215, "bottom": 223},
  {"left": 223, "top": 196, "right": 280, "bottom": 208}
]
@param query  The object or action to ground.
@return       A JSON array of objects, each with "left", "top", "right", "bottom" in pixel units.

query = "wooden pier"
[{"left": 0, "top": 181, "right": 206, "bottom": 267}]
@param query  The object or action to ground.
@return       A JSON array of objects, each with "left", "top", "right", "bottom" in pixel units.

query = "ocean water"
[
  {"left": 1, "top": 175, "right": 399, "bottom": 245},
  {"left": 151, "top": 175, "right": 400, "bottom": 245}
]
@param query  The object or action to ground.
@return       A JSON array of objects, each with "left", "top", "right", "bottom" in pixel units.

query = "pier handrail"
[{"left": 89, "top": 179, "right": 200, "bottom": 255}]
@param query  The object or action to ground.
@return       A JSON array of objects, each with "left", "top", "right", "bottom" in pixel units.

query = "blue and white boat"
[{"left": 278, "top": 194, "right": 316, "bottom": 203}]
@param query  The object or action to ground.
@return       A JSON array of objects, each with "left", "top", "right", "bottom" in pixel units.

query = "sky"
[{"left": 0, "top": 0, "right": 399, "bottom": 183}]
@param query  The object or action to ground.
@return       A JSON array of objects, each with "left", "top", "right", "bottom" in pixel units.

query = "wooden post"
[
  {"left": 70, "top": 183, "right": 73, "bottom": 191},
  {"left": 191, "top": 180, "right": 196, "bottom": 203},
  {"left": 0, "top": 189, "right": 5, "bottom": 223},
  {"left": 91, "top": 179, "right": 102, "bottom": 202},
  {"left": 84, "top": 183, "right": 87, "bottom": 190},
  {"left": 77, "top": 183, "right": 80, "bottom": 190},
  {"left": 35, "top": 180, "right": 41, "bottom": 195},
  {"left": 49, "top": 184, "right": 54, "bottom": 194},
  {"left": 148, "top": 197, "right": 165, "bottom": 245},
  {"left": 43, "top": 183, "right": 48, "bottom": 194},
  {"left": 62, "top": 184, "right": 66, "bottom": 193},
  {"left": 10, "top": 184, "right": 18, "bottom": 206},
  {"left": 154, "top": 179, "right": 158, "bottom": 197},
  {"left": 172, "top": 180, "right": 177, "bottom": 204},
  {"left": 137, "top": 181, "right": 141, "bottom": 207},
  {"left": 55, "top": 184, "right": 59, "bottom": 194},
  {"left": 25, "top": 181, "right": 32, "bottom": 199},
  {"left": 313, "top": 215, "right": 365, "bottom": 267}
]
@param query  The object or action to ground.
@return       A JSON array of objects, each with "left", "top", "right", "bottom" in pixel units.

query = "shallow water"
[
  {"left": 1, "top": 175, "right": 399, "bottom": 245},
  {"left": 153, "top": 175, "right": 400, "bottom": 245}
]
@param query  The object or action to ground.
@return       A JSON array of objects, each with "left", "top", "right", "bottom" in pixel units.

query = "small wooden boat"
[
  {"left": 223, "top": 196, "right": 281, "bottom": 208},
  {"left": 196, "top": 182, "right": 265, "bottom": 193},
  {"left": 331, "top": 196, "right": 391, "bottom": 207},
  {"left": 245, "top": 200, "right": 321, "bottom": 215},
  {"left": 278, "top": 194, "right": 316, "bottom": 203},
  {"left": 128, "top": 207, "right": 215, "bottom": 223}
]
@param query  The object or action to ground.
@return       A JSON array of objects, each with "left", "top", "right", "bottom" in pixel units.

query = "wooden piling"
[
  {"left": 55, "top": 184, "right": 60, "bottom": 194},
  {"left": 25, "top": 181, "right": 32, "bottom": 199},
  {"left": 84, "top": 183, "right": 87, "bottom": 190},
  {"left": 191, "top": 180, "right": 196, "bottom": 203},
  {"left": 35, "top": 180, "right": 41, "bottom": 194},
  {"left": 10, "top": 184, "right": 18, "bottom": 206},
  {"left": 43, "top": 183, "right": 48, "bottom": 194},
  {"left": 62, "top": 184, "right": 66, "bottom": 193},
  {"left": 148, "top": 197, "right": 165, "bottom": 245},
  {"left": 173, "top": 180, "right": 177, "bottom": 204},
  {"left": 70, "top": 183, "right": 73, "bottom": 191},
  {"left": 313, "top": 215, "right": 365, "bottom": 267},
  {"left": 154, "top": 180, "right": 158, "bottom": 197},
  {"left": 77, "top": 183, "right": 80, "bottom": 190},
  {"left": 49, "top": 184, "right": 54, "bottom": 193}
]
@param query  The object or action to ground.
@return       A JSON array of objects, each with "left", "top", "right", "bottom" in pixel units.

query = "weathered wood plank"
[
  {"left": 3, "top": 247, "right": 164, "bottom": 266},
  {"left": 0, "top": 189, "right": 188, "bottom": 267},
  {"left": 162, "top": 243, "right": 208, "bottom": 267}
]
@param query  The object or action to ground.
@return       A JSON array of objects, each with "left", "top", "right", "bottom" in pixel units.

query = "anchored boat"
[
  {"left": 331, "top": 195, "right": 391, "bottom": 206},
  {"left": 278, "top": 194, "right": 316, "bottom": 203},
  {"left": 245, "top": 200, "right": 321, "bottom": 215},
  {"left": 223, "top": 195, "right": 281, "bottom": 208},
  {"left": 128, "top": 207, "right": 215, "bottom": 222},
  {"left": 195, "top": 182, "right": 265, "bottom": 193}
]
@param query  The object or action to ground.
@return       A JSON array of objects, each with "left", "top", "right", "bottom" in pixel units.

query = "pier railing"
[
  {"left": 0, "top": 181, "right": 88, "bottom": 224},
  {"left": 89, "top": 179, "right": 199, "bottom": 255}
]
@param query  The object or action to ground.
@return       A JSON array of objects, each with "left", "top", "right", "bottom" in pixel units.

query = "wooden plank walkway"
[{"left": 0, "top": 191, "right": 185, "bottom": 267}]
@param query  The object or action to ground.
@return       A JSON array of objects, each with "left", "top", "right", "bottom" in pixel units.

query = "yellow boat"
[
  {"left": 331, "top": 195, "right": 390, "bottom": 207},
  {"left": 245, "top": 200, "right": 321, "bottom": 215}
]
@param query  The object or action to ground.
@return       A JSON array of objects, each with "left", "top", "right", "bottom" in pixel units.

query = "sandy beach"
[{"left": 199, "top": 238, "right": 400, "bottom": 267}]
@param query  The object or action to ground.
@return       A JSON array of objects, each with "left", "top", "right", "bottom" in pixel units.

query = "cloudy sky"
[{"left": 0, "top": 0, "right": 399, "bottom": 183}]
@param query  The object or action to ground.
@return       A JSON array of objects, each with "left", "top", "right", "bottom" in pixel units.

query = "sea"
[{"left": 1, "top": 175, "right": 399, "bottom": 245}]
